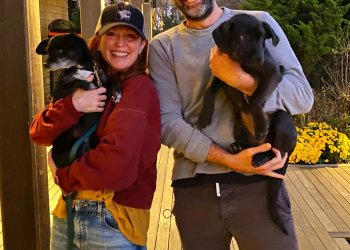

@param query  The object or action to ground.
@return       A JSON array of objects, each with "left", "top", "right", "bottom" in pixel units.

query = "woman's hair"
[{"left": 88, "top": 33, "right": 148, "bottom": 84}]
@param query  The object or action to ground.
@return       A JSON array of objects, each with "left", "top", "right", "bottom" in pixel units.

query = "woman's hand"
[
  {"left": 47, "top": 149, "right": 58, "bottom": 180},
  {"left": 209, "top": 46, "right": 257, "bottom": 96},
  {"left": 72, "top": 87, "right": 107, "bottom": 113}
]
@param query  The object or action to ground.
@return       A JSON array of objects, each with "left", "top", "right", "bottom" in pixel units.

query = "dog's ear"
[
  {"left": 36, "top": 38, "right": 50, "bottom": 55},
  {"left": 262, "top": 22, "right": 280, "bottom": 46},
  {"left": 212, "top": 21, "right": 234, "bottom": 54}
]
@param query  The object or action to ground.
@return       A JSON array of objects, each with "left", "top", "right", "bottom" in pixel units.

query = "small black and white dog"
[
  {"left": 36, "top": 33, "right": 112, "bottom": 168},
  {"left": 196, "top": 14, "right": 297, "bottom": 234}
]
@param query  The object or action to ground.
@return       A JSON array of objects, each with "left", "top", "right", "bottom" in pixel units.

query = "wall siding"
[{"left": 39, "top": 0, "right": 69, "bottom": 104}]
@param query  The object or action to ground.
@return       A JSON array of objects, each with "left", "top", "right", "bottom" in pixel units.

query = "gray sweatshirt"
[{"left": 149, "top": 8, "right": 314, "bottom": 180}]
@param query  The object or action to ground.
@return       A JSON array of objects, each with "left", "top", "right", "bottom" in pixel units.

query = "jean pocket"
[{"left": 103, "top": 210, "right": 119, "bottom": 231}]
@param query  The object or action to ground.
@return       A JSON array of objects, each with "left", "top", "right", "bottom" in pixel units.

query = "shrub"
[
  {"left": 321, "top": 36, "right": 350, "bottom": 116},
  {"left": 152, "top": 0, "right": 183, "bottom": 36},
  {"left": 289, "top": 122, "right": 350, "bottom": 164},
  {"left": 241, "top": 0, "right": 350, "bottom": 88},
  {"left": 294, "top": 35, "right": 350, "bottom": 137}
]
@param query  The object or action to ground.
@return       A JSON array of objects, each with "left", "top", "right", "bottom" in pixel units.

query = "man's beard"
[{"left": 173, "top": 0, "right": 214, "bottom": 21}]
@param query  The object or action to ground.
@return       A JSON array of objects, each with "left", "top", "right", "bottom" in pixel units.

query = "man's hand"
[
  {"left": 207, "top": 143, "right": 287, "bottom": 179},
  {"left": 230, "top": 144, "right": 287, "bottom": 179},
  {"left": 72, "top": 87, "right": 107, "bottom": 113},
  {"left": 209, "top": 46, "right": 257, "bottom": 96}
]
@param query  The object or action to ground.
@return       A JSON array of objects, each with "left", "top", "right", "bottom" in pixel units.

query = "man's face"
[{"left": 173, "top": 0, "right": 214, "bottom": 21}]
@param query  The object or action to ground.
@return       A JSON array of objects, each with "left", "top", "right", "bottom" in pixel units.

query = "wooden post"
[
  {"left": 80, "top": 0, "right": 152, "bottom": 41},
  {"left": 0, "top": 0, "right": 50, "bottom": 249},
  {"left": 131, "top": 0, "right": 153, "bottom": 40},
  {"left": 130, "top": 0, "right": 143, "bottom": 10},
  {"left": 142, "top": 2, "right": 153, "bottom": 41},
  {"left": 80, "top": 0, "right": 105, "bottom": 40}
]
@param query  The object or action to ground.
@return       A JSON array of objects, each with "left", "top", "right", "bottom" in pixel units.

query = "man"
[{"left": 149, "top": 0, "right": 313, "bottom": 249}]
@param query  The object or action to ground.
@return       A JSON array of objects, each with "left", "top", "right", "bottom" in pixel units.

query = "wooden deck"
[
  {"left": 147, "top": 146, "right": 350, "bottom": 250},
  {"left": 1, "top": 145, "right": 350, "bottom": 249}
]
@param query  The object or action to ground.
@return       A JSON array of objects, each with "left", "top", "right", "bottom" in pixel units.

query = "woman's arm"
[
  {"left": 29, "top": 88, "right": 106, "bottom": 145},
  {"left": 54, "top": 76, "right": 161, "bottom": 193}
]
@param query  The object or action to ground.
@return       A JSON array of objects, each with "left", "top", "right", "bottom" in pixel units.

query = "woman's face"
[{"left": 99, "top": 26, "right": 146, "bottom": 75}]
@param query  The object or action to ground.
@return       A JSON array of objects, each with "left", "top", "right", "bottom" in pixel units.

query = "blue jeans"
[{"left": 51, "top": 200, "right": 146, "bottom": 250}]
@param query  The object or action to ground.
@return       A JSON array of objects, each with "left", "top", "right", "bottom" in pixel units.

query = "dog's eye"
[{"left": 55, "top": 49, "right": 63, "bottom": 56}]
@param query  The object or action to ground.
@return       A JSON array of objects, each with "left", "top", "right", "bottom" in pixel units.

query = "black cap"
[{"left": 95, "top": 2, "right": 145, "bottom": 38}]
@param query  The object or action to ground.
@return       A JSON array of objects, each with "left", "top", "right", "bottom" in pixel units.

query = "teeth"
[{"left": 112, "top": 52, "right": 128, "bottom": 56}]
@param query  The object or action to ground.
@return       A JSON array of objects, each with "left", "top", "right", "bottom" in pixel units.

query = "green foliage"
[
  {"left": 343, "top": 0, "right": 350, "bottom": 20},
  {"left": 241, "top": 0, "right": 350, "bottom": 88},
  {"left": 152, "top": 0, "right": 183, "bottom": 36},
  {"left": 293, "top": 35, "right": 350, "bottom": 137},
  {"left": 216, "top": 0, "right": 243, "bottom": 9},
  {"left": 327, "top": 114, "right": 350, "bottom": 138}
]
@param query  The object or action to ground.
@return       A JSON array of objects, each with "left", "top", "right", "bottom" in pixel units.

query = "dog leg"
[
  {"left": 268, "top": 178, "right": 289, "bottom": 234},
  {"left": 267, "top": 156, "right": 289, "bottom": 234},
  {"left": 251, "top": 109, "right": 296, "bottom": 166},
  {"left": 252, "top": 150, "right": 275, "bottom": 167},
  {"left": 196, "top": 89, "right": 215, "bottom": 129},
  {"left": 196, "top": 76, "right": 221, "bottom": 129},
  {"left": 269, "top": 109, "right": 297, "bottom": 156}
]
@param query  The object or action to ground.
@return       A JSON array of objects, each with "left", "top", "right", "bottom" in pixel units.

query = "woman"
[{"left": 30, "top": 2, "right": 161, "bottom": 249}]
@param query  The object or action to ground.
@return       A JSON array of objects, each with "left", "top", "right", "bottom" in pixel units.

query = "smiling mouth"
[
  {"left": 183, "top": 0, "right": 201, "bottom": 6},
  {"left": 111, "top": 51, "right": 129, "bottom": 57}
]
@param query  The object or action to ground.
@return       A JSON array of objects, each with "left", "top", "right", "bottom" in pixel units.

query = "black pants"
[{"left": 173, "top": 180, "right": 298, "bottom": 250}]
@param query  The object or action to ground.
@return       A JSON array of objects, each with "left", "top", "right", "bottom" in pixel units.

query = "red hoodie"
[{"left": 30, "top": 74, "right": 161, "bottom": 209}]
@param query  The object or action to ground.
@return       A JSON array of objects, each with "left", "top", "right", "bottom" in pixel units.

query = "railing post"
[
  {"left": 0, "top": 0, "right": 50, "bottom": 249},
  {"left": 142, "top": 1, "right": 153, "bottom": 41},
  {"left": 80, "top": 0, "right": 105, "bottom": 40}
]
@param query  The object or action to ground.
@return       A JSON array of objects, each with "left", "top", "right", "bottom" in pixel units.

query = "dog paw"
[
  {"left": 229, "top": 142, "right": 242, "bottom": 153},
  {"left": 252, "top": 151, "right": 274, "bottom": 167}
]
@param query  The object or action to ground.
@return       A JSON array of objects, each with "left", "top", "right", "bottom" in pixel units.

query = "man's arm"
[
  {"left": 262, "top": 12, "right": 313, "bottom": 115},
  {"left": 210, "top": 11, "right": 314, "bottom": 116},
  {"left": 209, "top": 46, "right": 257, "bottom": 96},
  {"left": 149, "top": 37, "right": 212, "bottom": 163}
]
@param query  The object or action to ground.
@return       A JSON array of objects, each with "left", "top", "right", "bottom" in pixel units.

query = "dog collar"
[{"left": 93, "top": 63, "right": 103, "bottom": 88}]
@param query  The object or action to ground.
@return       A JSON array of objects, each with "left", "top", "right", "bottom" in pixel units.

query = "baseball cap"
[{"left": 95, "top": 2, "right": 145, "bottom": 38}]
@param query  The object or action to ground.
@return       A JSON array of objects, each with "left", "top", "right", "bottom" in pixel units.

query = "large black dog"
[
  {"left": 196, "top": 14, "right": 297, "bottom": 234},
  {"left": 36, "top": 33, "right": 111, "bottom": 168}
]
